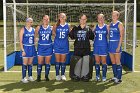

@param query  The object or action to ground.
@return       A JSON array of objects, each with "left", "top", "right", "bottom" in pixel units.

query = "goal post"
[{"left": 3, "top": 1, "right": 136, "bottom": 72}]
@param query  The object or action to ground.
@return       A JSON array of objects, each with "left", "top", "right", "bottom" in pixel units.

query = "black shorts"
[{"left": 74, "top": 48, "right": 90, "bottom": 57}]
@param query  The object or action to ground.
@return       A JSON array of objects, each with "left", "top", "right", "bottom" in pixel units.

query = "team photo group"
[{"left": 19, "top": 10, "right": 124, "bottom": 84}]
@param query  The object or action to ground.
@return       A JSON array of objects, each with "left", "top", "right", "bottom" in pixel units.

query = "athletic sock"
[
  {"left": 37, "top": 64, "right": 42, "bottom": 76},
  {"left": 22, "top": 64, "right": 27, "bottom": 79},
  {"left": 117, "top": 65, "right": 122, "bottom": 80},
  {"left": 61, "top": 62, "right": 66, "bottom": 75},
  {"left": 102, "top": 64, "right": 107, "bottom": 78},
  {"left": 28, "top": 64, "right": 33, "bottom": 77},
  {"left": 112, "top": 64, "right": 117, "bottom": 78},
  {"left": 95, "top": 64, "right": 100, "bottom": 77},
  {"left": 45, "top": 64, "right": 50, "bottom": 77},
  {"left": 55, "top": 62, "right": 60, "bottom": 76}
]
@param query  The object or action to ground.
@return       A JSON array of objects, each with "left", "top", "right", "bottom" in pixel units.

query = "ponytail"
[{"left": 56, "top": 19, "right": 60, "bottom": 27}]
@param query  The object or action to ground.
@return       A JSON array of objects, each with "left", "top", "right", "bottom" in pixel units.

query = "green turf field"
[{"left": 0, "top": 22, "right": 140, "bottom": 93}]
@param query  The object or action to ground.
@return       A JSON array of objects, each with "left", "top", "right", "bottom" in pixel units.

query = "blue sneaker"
[
  {"left": 96, "top": 76, "right": 100, "bottom": 81},
  {"left": 102, "top": 77, "right": 106, "bottom": 82}
]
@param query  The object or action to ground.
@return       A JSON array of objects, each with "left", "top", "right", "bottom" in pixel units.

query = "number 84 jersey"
[{"left": 93, "top": 24, "right": 108, "bottom": 46}]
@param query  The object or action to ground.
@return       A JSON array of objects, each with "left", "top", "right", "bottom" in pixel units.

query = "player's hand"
[
  {"left": 22, "top": 51, "right": 26, "bottom": 56},
  {"left": 116, "top": 47, "right": 120, "bottom": 53}
]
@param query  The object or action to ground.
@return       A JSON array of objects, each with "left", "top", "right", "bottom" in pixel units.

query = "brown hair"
[{"left": 79, "top": 14, "right": 87, "bottom": 19}]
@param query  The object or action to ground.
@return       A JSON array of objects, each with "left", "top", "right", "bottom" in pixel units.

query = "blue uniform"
[
  {"left": 54, "top": 23, "right": 69, "bottom": 54},
  {"left": 109, "top": 21, "right": 122, "bottom": 53},
  {"left": 93, "top": 24, "right": 108, "bottom": 56},
  {"left": 37, "top": 25, "right": 53, "bottom": 56},
  {"left": 21, "top": 27, "right": 36, "bottom": 57}
]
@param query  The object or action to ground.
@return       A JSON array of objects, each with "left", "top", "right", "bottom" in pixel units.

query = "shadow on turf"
[{"left": 0, "top": 79, "right": 118, "bottom": 92}]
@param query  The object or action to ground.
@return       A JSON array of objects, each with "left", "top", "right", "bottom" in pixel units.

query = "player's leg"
[
  {"left": 21, "top": 57, "right": 28, "bottom": 83},
  {"left": 45, "top": 56, "right": 51, "bottom": 81},
  {"left": 114, "top": 53, "right": 122, "bottom": 83},
  {"left": 95, "top": 55, "right": 101, "bottom": 81},
  {"left": 101, "top": 56, "right": 107, "bottom": 81},
  {"left": 109, "top": 53, "right": 117, "bottom": 81},
  {"left": 36, "top": 56, "right": 44, "bottom": 82},
  {"left": 28, "top": 57, "right": 34, "bottom": 81},
  {"left": 55, "top": 54, "right": 61, "bottom": 80},
  {"left": 60, "top": 54, "right": 67, "bottom": 81}
]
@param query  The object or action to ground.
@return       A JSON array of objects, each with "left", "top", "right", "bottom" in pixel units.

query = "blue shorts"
[
  {"left": 37, "top": 44, "right": 53, "bottom": 56},
  {"left": 93, "top": 46, "right": 108, "bottom": 56},
  {"left": 53, "top": 46, "right": 69, "bottom": 54},
  {"left": 20, "top": 45, "right": 36, "bottom": 58},
  {"left": 109, "top": 41, "right": 122, "bottom": 54}
]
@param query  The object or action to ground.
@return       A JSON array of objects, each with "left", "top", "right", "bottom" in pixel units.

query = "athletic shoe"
[
  {"left": 28, "top": 76, "right": 34, "bottom": 82},
  {"left": 114, "top": 79, "right": 122, "bottom": 84},
  {"left": 102, "top": 77, "right": 106, "bottom": 82},
  {"left": 56, "top": 75, "right": 61, "bottom": 81},
  {"left": 45, "top": 75, "right": 50, "bottom": 81},
  {"left": 61, "top": 75, "right": 66, "bottom": 81},
  {"left": 81, "top": 76, "right": 89, "bottom": 82},
  {"left": 110, "top": 77, "right": 117, "bottom": 82},
  {"left": 72, "top": 76, "right": 80, "bottom": 82},
  {"left": 36, "top": 75, "right": 41, "bottom": 82},
  {"left": 21, "top": 77, "right": 29, "bottom": 83},
  {"left": 96, "top": 76, "right": 100, "bottom": 81}
]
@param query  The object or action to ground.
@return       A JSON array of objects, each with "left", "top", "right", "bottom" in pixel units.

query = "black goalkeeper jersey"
[{"left": 69, "top": 25, "right": 94, "bottom": 49}]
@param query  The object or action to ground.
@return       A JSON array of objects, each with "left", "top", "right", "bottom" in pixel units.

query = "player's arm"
[
  {"left": 52, "top": 25, "right": 56, "bottom": 37},
  {"left": 107, "top": 25, "right": 110, "bottom": 39},
  {"left": 88, "top": 27, "right": 94, "bottom": 40},
  {"left": 117, "top": 22, "right": 124, "bottom": 51},
  {"left": 69, "top": 25, "right": 76, "bottom": 39},
  {"left": 35, "top": 26, "right": 40, "bottom": 42},
  {"left": 19, "top": 27, "right": 24, "bottom": 52}
]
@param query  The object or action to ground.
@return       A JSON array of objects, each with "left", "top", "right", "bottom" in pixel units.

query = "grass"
[
  {"left": 0, "top": 22, "right": 140, "bottom": 93},
  {"left": 0, "top": 70, "right": 140, "bottom": 93}
]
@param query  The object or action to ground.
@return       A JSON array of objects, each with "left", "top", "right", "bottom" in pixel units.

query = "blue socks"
[
  {"left": 37, "top": 64, "right": 42, "bottom": 76},
  {"left": 45, "top": 64, "right": 50, "bottom": 76},
  {"left": 95, "top": 64, "right": 100, "bottom": 77},
  {"left": 22, "top": 64, "right": 27, "bottom": 79},
  {"left": 102, "top": 64, "right": 107, "bottom": 78},
  {"left": 117, "top": 65, "right": 122, "bottom": 80},
  {"left": 55, "top": 62, "right": 60, "bottom": 76},
  {"left": 112, "top": 64, "right": 117, "bottom": 78},
  {"left": 61, "top": 62, "right": 66, "bottom": 75},
  {"left": 28, "top": 64, "right": 32, "bottom": 77}
]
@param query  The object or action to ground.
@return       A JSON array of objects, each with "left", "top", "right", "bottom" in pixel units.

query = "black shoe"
[
  {"left": 45, "top": 75, "right": 49, "bottom": 81},
  {"left": 36, "top": 75, "right": 41, "bottom": 82},
  {"left": 81, "top": 76, "right": 89, "bottom": 82},
  {"left": 72, "top": 76, "right": 80, "bottom": 82}
]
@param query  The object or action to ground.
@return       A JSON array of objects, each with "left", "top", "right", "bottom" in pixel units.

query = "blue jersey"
[
  {"left": 54, "top": 23, "right": 69, "bottom": 54},
  {"left": 21, "top": 27, "right": 36, "bottom": 57},
  {"left": 109, "top": 21, "right": 120, "bottom": 41},
  {"left": 22, "top": 27, "right": 35, "bottom": 45},
  {"left": 94, "top": 24, "right": 108, "bottom": 46},
  {"left": 38, "top": 25, "right": 52, "bottom": 45}
]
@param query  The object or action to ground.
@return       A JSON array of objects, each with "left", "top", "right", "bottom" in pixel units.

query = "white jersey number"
[
  {"left": 29, "top": 37, "right": 33, "bottom": 44},
  {"left": 59, "top": 32, "right": 65, "bottom": 39},
  {"left": 99, "top": 34, "right": 102, "bottom": 40},
  {"left": 110, "top": 31, "right": 113, "bottom": 37},
  {"left": 42, "top": 34, "right": 49, "bottom": 40}
]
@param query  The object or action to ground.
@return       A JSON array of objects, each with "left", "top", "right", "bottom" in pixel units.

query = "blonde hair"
[
  {"left": 112, "top": 11, "right": 120, "bottom": 17},
  {"left": 97, "top": 13, "right": 105, "bottom": 19}
]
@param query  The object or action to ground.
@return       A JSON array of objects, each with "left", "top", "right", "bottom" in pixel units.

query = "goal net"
[{"left": 4, "top": 2, "right": 136, "bottom": 71}]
